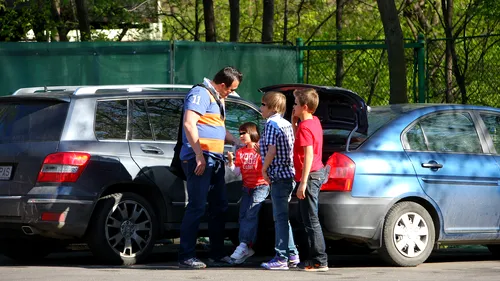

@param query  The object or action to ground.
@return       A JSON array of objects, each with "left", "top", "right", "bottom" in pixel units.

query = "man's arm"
[
  {"left": 297, "top": 145, "right": 313, "bottom": 199},
  {"left": 183, "top": 109, "right": 206, "bottom": 175},
  {"left": 225, "top": 130, "right": 238, "bottom": 145},
  {"left": 291, "top": 109, "right": 299, "bottom": 135}
]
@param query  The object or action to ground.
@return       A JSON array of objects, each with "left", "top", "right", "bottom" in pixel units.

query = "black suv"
[{"left": 0, "top": 85, "right": 262, "bottom": 265}]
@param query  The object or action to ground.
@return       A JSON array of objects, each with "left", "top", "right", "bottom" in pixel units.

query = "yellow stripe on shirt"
[
  {"left": 198, "top": 113, "right": 225, "bottom": 127},
  {"left": 199, "top": 138, "right": 225, "bottom": 154}
]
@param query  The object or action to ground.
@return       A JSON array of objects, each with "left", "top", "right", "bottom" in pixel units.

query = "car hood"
[{"left": 259, "top": 84, "right": 368, "bottom": 135}]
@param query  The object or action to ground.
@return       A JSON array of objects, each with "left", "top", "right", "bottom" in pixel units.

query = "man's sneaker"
[
  {"left": 298, "top": 261, "right": 329, "bottom": 272},
  {"left": 261, "top": 256, "right": 289, "bottom": 270},
  {"left": 178, "top": 258, "right": 207, "bottom": 269},
  {"left": 230, "top": 243, "right": 255, "bottom": 264},
  {"left": 207, "top": 256, "right": 234, "bottom": 267},
  {"left": 288, "top": 254, "right": 300, "bottom": 268}
]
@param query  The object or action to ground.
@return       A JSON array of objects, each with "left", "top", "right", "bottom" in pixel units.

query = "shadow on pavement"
[{"left": 0, "top": 243, "right": 497, "bottom": 270}]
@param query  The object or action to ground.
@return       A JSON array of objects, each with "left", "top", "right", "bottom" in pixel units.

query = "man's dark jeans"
[
  {"left": 297, "top": 169, "right": 328, "bottom": 266},
  {"left": 178, "top": 155, "right": 228, "bottom": 262}
]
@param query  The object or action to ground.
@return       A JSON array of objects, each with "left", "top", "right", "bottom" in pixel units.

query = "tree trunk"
[
  {"left": 262, "top": 0, "right": 274, "bottom": 43},
  {"left": 75, "top": 0, "right": 91, "bottom": 41},
  {"left": 50, "top": 0, "right": 68, "bottom": 41},
  {"left": 442, "top": 0, "right": 467, "bottom": 104},
  {"left": 442, "top": 0, "right": 454, "bottom": 103},
  {"left": 336, "top": 0, "right": 344, "bottom": 87},
  {"left": 203, "top": 0, "right": 216, "bottom": 42},
  {"left": 283, "top": 0, "right": 288, "bottom": 44},
  {"left": 195, "top": 0, "right": 201, "bottom": 41},
  {"left": 377, "top": 0, "right": 408, "bottom": 104},
  {"left": 32, "top": 0, "right": 48, "bottom": 42},
  {"left": 229, "top": 0, "right": 240, "bottom": 42}
]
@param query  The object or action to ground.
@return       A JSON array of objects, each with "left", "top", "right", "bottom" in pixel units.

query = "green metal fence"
[
  {"left": 300, "top": 36, "right": 425, "bottom": 106},
  {"left": 1, "top": 36, "right": 499, "bottom": 107},
  {"left": 0, "top": 41, "right": 297, "bottom": 104}
]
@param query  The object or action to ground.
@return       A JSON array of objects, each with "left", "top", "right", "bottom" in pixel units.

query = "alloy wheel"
[{"left": 104, "top": 200, "right": 153, "bottom": 258}]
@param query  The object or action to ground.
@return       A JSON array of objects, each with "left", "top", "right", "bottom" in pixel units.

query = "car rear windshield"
[
  {"left": 323, "top": 108, "right": 400, "bottom": 149},
  {"left": 0, "top": 100, "right": 69, "bottom": 143}
]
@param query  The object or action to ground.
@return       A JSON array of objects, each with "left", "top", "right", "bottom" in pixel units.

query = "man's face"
[{"left": 220, "top": 80, "right": 239, "bottom": 98}]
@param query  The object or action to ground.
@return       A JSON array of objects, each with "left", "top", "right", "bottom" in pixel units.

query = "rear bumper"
[
  {"left": 0, "top": 196, "right": 94, "bottom": 239},
  {"left": 318, "top": 192, "right": 392, "bottom": 242}
]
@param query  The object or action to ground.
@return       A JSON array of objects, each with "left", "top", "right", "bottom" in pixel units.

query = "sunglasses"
[
  {"left": 239, "top": 131, "right": 247, "bottom": 136},
  {"left": 261, "top": 103, "right": 266, "bottom": 106}
]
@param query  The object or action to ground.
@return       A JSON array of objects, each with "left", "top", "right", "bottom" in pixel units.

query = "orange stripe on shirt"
[
  {"left": 198, "top": 113, "right": 225, "bottom": 126},
  {"left": 200, "top": 138, "right": 225, "bottom": 154}
]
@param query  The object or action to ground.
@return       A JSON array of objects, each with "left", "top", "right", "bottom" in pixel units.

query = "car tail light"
[
  {"left": 321, "top": 153, "right": 355, "bottom": 192},
  {"left": 37, "top": 152, "right": 91, "bottom": 183}
]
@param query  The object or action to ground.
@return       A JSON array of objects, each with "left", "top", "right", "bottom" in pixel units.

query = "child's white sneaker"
[{"left": 230, "top": 243, "right": 255, "bottom": 264}]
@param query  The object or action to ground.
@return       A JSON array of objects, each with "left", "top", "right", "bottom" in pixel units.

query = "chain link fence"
[
  {"left": 303, "top": 39, "right": 422, "bottom": 106},
  {"left": 426, "top": 35, "right": 500, "bottom": 107},
  {"left": 2, "top": 37, "right": 499, "bottom": 107}
]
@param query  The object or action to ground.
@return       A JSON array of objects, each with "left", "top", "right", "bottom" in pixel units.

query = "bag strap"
[{"left": 194, "top": 83, "right": 225, "bottom": 120}]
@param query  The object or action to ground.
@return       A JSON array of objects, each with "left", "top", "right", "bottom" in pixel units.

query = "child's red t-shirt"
[
  {"left": 234, "top": 147, "right": 268, "bottom": 188},
  {"left": 293, "top": 116, "right": 324, "bottom": 182}
]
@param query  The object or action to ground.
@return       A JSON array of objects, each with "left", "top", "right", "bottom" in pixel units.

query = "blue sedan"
[{"left": 261, "top": 84, "right": 500, "bottom": 267}]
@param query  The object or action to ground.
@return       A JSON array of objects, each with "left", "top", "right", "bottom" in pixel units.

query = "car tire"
[
  {"left": 87, "top": 192, "right": 158, "bottom": 265},
  {"left": 0, "top": 238, "right": 64, "bottom": 263},
  {"left": 378, "top": 201, "right": 435, "bottom": 267},
  {"left": 487, "top": 245, "right": 500, "bottom": 258}
]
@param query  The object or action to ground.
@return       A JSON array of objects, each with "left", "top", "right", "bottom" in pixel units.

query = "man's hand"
[
  {"left": 227, "top": 151, "right": 234, "bottom": 164},
  {"left": 253, "top": 143, "right": 260, "bottom": 154},
  {"left": 262, "top": 167, "right": 270, "bottom": 183},
  {"left": 296, "top": 182, "right": 307, "bottom": 199},
  {"left": 291, "top": 109, "right": 299, "bottom": 125},
  {"left": 297, "top": 182, "right": 307, "bottom": 200},
  {"left": 194, "top": 154, "right": 206, "bottom": 176}
]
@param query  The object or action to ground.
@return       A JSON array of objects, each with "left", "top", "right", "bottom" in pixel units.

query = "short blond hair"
[
  {"left": 262, "top": 91, "right": 287, "bottom": 115},
  {"left": 294, "top": 88, "right": 319, "bottom": 113}
]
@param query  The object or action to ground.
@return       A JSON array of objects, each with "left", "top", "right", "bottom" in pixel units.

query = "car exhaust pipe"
[{"left": 21, "top": 226, "right": 35, "bottom": 235}]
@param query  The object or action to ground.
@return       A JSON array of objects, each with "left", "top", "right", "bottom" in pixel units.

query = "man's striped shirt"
[{"left": 180, "top": 79, "right": 225, "bottom": 160}]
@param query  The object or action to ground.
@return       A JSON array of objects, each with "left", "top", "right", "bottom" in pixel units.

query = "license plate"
[{"left": 0, "top": 166, "right": 13, "bottom": 180}]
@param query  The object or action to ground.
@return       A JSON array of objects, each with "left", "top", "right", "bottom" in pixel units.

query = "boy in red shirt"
[
  {"left": 292, "top": 88, "right": 329, "bottom": 272},
  {"left": 227, "top": 122, "right": 269, "bottom": 264}
]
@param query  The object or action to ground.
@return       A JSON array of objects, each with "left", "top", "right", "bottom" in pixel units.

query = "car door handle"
[
  {"left": 140, "top": 144, "right": 164, "bottom": 155},
  {"left": 421, "top": 162, "right": 443, "bottom": 169}
]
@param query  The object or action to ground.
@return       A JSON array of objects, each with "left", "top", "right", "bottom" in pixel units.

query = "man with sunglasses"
[{"left": 178, "top": 66, "right": 243, "bottom": 269}]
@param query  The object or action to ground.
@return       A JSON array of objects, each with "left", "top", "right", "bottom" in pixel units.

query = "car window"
[
  {"left": 132, "top": 98, "right": 183, "bottom": 141},
  {"left": 131, "top": 100, "right": 153, "bottom": 140},
  {"left": 405, "top": 112, "right": 482, "bottom": 153},
  {"left": 225, "top": 101, "right": 263, "bottom": 138},
  {"left": 95, "top": 100, "right": 127, "bottom": 140},
  {"left": 479, "top": 113, "right": 500, "bottom": 153},
  {"left": 323, "top": 109, "right": 399, "bottom": 149},
  {"left": 0, "top": 101, "right": 69, "bottom": 143},
  {"left": 405, "top": 123, "right": 428, "bottom": 151}
]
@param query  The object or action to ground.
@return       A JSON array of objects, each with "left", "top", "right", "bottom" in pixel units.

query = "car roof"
[{"left": 5, "top": 84, "right": 246, "bottom": 103}]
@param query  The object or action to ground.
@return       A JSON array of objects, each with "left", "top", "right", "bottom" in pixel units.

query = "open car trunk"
[{"left": 259, "top": 84, "right": 369, "bottom": 156}]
